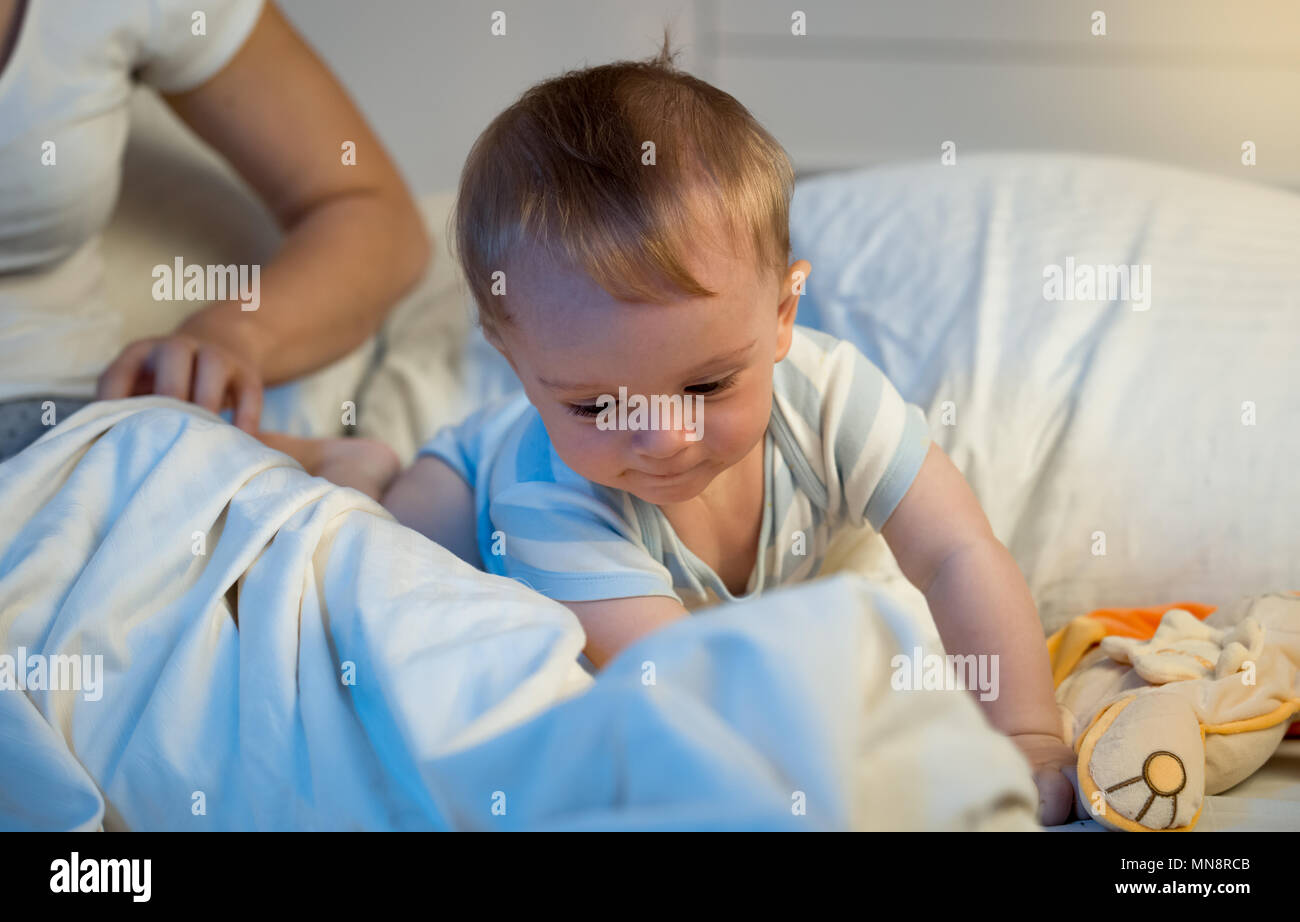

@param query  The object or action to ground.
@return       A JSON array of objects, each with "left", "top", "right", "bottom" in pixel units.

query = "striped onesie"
[{"left": 419, "top": 325, "right": 932, "bottom": 610}]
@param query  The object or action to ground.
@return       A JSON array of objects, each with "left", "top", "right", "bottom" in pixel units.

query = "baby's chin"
[
  {"left": 623, "top": 481, "right": 705, "bottom": 506},
  {"left": 613, "top": 463, "right": 719, "bottom": 506}
]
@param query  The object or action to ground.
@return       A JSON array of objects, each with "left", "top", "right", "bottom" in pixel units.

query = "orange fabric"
[
  {"left": 1047, "top": 618, "right": 1110, "bottom": 687},
  {"left": 1081, "top": 601, "right": 1218, "bottom": 639}
]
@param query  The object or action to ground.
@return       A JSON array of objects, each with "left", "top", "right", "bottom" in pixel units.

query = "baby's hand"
[
  {"left": 259, "top": 430, "right": 401, "bottom": 501},
  {"left": 315, "top": 436, "right": 402, "bottom": 501},
  {"left": 1011, "top": 731, "right": 1081, "bottom": 826}
]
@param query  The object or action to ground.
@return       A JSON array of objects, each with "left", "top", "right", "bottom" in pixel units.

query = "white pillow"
[{"left": 789, "top": 154, "right": 1300, "bottom": 632}]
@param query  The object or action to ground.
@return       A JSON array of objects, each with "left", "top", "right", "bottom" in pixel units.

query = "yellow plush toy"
[{"left": 1051, "top": 591, "right": 1300, "bottom": 831}]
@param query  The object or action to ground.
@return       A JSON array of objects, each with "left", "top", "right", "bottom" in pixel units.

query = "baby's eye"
[
  {"left": 568, "top": 397, "right": 614, "bottom": 418},
  {"left": 686, "top": 372, "right": 739, "bottom": 396}
]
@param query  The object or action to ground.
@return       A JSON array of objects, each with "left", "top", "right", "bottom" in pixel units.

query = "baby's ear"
[
  {"left": 780, "top": 260, "right": 810, "bottom": 312},
  {"left": 774, "top": 260, "right": 810, "bottom": 361},
  {"left": 481, "top": 322, "right": 508, "bottom": 356}
]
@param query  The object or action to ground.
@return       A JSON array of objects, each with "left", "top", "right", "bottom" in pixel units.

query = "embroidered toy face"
[
  {"left": 1078, "top": 692, "right": 1206, "bottom": 831},
  {"left": 1103, "top": 749, "right": 1188, "bottom": 828}
]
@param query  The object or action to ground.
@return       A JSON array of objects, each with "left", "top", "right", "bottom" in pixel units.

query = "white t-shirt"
[{"left": 0, "top": 0, "right": 264, "bottom": 401}]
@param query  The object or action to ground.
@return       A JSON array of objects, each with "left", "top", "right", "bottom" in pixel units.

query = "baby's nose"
[{"left": 632, "top": 423, "right": 694, "bottom": 459}]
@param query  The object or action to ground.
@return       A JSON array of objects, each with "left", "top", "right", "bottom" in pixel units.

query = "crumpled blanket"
[{"left": 0, "top": 398, "right": 1038, "bottom": 830}]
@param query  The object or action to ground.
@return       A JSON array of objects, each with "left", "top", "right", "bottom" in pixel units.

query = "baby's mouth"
[{"left": 637, "top": 460, "right": 700, "bottom": 479}]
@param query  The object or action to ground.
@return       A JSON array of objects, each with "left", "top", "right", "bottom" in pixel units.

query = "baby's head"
[{"left": 454, "top": 36, "right": 809, "bottom": 505}]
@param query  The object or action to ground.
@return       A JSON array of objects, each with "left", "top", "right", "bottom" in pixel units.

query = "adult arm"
[{"left": 98, "top": 1, "right": 430, "bottom": 430}]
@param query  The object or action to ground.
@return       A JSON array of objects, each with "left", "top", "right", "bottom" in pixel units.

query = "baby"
[{"left": 265, "top": 41, "right": 1079, "bottom": 824}]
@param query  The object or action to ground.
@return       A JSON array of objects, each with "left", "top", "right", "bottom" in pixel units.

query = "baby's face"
[{"left": 493, "top": 236, "right": 808, "bottom": 506}]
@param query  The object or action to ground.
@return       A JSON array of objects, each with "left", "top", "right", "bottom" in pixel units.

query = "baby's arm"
[
  {"left": 258, "top": 433, "right": 482, "bottom": 568},
  {"left": 880, "top": 442, "right": 1078, "bottom": 825},
  {"left": 387, "top": 458, "right": 689, "bottom": 665},
  {"left": 258, "top": 431, "right": 400, "bottom": 500},
  {"left": 564, "top": 597, "right": 690, "bottom": 670},
  {"left": 382, "top": 456, "right": 483, "bottom": 568}
]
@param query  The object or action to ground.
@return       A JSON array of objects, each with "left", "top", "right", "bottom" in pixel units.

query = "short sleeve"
[
  {"left": 418, "top": 422, "right": 474, "bottom": 485},
  {"left": 487, "top": 482, "right": 679, "bottom": 603},
  {"left": 418, "top": 391, "right": 533, "bottom": 486},
  {"left": 136, "top": 0, "right": 264, "bottom": 93},
  {"left": 821, "top": 341, "right": 932, "bottom": 532}
]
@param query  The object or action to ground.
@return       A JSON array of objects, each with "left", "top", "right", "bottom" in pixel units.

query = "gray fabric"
[{"left": 0, "top": 397, "right": 92, "bottom": 463}]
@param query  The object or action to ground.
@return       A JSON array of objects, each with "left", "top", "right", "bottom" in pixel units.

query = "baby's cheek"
[
  {"left": 556, "top": 426, "right": 623, "bottom": 481},
  {"left": 704, "top": 399, "right": 767, "bottom": 460}
]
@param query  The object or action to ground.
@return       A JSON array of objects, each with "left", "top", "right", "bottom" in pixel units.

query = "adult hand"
[{"left": 96, "top": 331, "right": 264, "bottom": 433}]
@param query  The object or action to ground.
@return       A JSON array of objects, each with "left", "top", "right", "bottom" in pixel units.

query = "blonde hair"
[{"left": 452, "top": 31, "right": 796, "bottom": 339}]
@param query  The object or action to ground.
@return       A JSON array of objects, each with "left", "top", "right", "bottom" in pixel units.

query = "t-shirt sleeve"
[
  {"left": 136, "top": 0, "right": 265, "bottom": 93},
  {"left": 418, "top": 422, "right": 474, "bottom": 485},
  {"left": 486, "top": 481, "right": 680, "bottom": 604},
  {"left": 823, "top": 342, "right": 932, "bottom": 532}
]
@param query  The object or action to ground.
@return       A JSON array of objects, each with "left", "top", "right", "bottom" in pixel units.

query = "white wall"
[
  {"left": 279, "top": 0, "right": 1300, "bottom": 195},
  {"left": 705, "top": 0, "right": 1300, "bottom": 188},
  {"left": 277, "top": 0, "right": 703, "bottom": 197}
]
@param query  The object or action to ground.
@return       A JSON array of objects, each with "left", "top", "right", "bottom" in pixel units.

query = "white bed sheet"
[{"left": 0, "top": 398, "right": 1039, "bottom": 831}]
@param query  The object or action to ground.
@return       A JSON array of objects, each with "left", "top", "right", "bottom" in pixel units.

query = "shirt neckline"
[{"left": 638, "top": 424, "right": 776, "bottom": 606}]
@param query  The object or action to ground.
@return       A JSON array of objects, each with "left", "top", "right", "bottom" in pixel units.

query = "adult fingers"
[
  {"left": 153, "top": 339, "right": 199, "bottom": 401},
  {"left": 191, "top": 348, "right": 233, "bottom": 415},
  {"left": 230, "top": 368, "right": 264, "bottom": 434},
  {"left": 96, "top": 340, "right": 156, "bottom": 400}
]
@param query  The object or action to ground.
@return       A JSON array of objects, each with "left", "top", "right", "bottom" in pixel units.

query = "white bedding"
[
  {"left": 0, "top": 398, "right": 1037, "bottom": 830},
  {"left": 786, "top": 154, "right": 1300, "bottom": 633},
  {"left": 787, "top": 156, "right": 1300, "bottom": 832}
]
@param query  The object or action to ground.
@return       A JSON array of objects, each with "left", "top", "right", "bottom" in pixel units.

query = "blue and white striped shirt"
[{"left": 419, "top": 325, "right": 932, "bottom": 610}]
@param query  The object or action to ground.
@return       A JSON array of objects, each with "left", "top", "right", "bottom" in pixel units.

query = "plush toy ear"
[
  {"left": 1074, "top": 693, "right": 1205, "bottom": 831},
  {"left": 1215, "top": 617, "right": 1264, "bottom": 678},
  {"left": 1100, "top": 608, "right": 1242, "bottom": 684}
]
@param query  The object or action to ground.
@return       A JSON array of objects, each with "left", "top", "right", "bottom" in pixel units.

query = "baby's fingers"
[
  {"left": 1060, "top": 763, "right": 1093, "bottom": 822},
  {"left": 1034, "top": 767, "right": 1077, "bottom": 827}
]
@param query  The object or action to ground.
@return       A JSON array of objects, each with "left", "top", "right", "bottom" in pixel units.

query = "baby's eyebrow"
[{"left": 538, "top": 339, "right": 756, "bottom": 393}]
